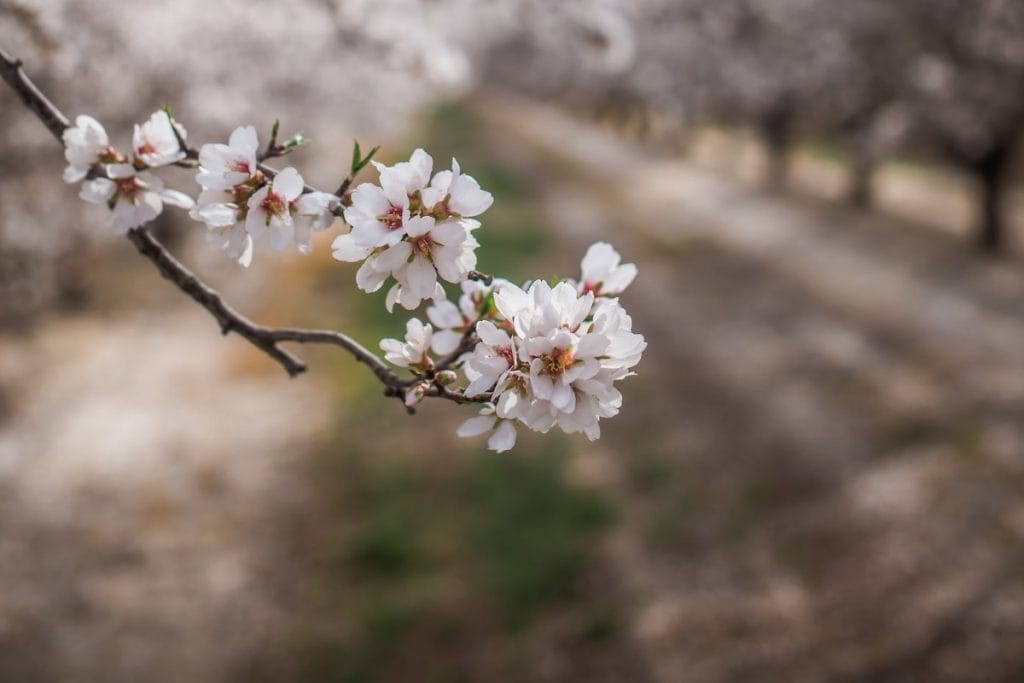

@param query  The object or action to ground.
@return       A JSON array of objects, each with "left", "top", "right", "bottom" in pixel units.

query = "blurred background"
[{"left": 2, "top": 1, "right": 1024, "bottom": 681}]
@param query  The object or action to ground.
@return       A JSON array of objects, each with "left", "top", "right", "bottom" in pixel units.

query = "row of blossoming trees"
[
  {"left": 1, "top": 48, "right": 645, "bottom": 453},
  {"left": 479, "top": 0, "right": 1024, "bottom": 253}
]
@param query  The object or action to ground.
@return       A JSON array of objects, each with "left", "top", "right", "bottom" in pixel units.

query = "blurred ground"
[{"left": 3, "top": 89, "right": 1024, "bottom": 683}]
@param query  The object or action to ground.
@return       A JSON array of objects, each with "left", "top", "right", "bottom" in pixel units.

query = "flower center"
[
  {"left": 412, "top": 234, "right": 434, "bottom": 258},
  {"left": 542, "top": 346, "right": 575, "bottom": 377},
  {"left": 231, "top": 159, "right": 251, "bottom": 175},
  {"left": 381, "top": 205, "right": 404, "bottom": 230},
  {"left": 497, "top": 346, "right": 514, "bottom": 367},
  {"left": 261, "top": 190, "right": 286, "bottom": 217},
  {"left": 581, "top": 281, "right": 601, "bottom": 296},
  {"left": 136, "top": 140, "right": 157, "bottom": 156},
  {"left": 98, "top": 146, "right": 124, "bottom": 164},
  {"left": 115, "top": 176, "right": 140, "bottom": 201}
]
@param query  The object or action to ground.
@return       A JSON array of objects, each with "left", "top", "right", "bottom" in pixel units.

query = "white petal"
[
  {"left": 332, "top": 233, "right": 373, "bottom": 262},
  {"left": 228, "top": 125, "right": 259, "bottom": 151},
  {"left": 487, "top": 421, "right": 517, "bottom": 452},
  {"left": 159, "top": 189, "right": 195, "bottom": 209},
  {"left": 406, "top": 256, "right": 437, "bottom": 299},
  {"left": 273, "top": 167, "right": 304, "bottom": 200},
  {"left": 374, "top": 241, "right": 412, "bottom": 272},
  {"left": 476, "top": 320, "right": 509, "bottom": 348},
  {"left": 457, "top": 415, "right": 496, "bottom": 438}
]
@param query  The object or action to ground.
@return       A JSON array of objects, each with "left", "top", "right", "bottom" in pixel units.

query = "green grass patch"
[{"left": 460, "top": 442, "right": 615, "bottom": 630}]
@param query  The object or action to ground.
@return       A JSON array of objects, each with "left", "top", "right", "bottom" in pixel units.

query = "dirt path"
[
  {"left": 0, "top": 298, "right": 328, "bottom": 681},
  {"left": 482, "top": 97, "right": 1024, "bottom": 683}
]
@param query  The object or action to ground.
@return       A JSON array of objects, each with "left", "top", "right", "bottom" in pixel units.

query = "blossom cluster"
[
  {"left": 63, "top": 112, "right": 644, "bottom": 453},
  {"left": 190, "top": 126, "right": 337, "bottom": 266},
  {"left": 62, "top": 111, "right": 194, "bottom": 233},
  {"left": 331, "top": 149, "right": 493, "bottom": 311},
  {"left": 381, "top": 243, "right": 645, "bottom": 452}
]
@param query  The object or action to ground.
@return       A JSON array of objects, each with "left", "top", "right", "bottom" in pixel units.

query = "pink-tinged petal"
[
  {"left": 197, "top": 203, "right": 238, "bottom": 227},
  {"left": 379, "top": 177, "right": 408, "bottom": 208},
  {"left": 63, "top": 165, "right": 87, "bottom": 183},
  {"left": 406, "top": 255, "right": 437, "bottom": 299},
  {"left": 245, "top": 207, "right": 267, "bottom": 238},
  {"left": 79, "top": 178, "right": 114, "bottom": 204},
  {"left": 408, "top": 148, "right": 434, "bottom": 187},
  {"left": 356, "top": 258, "right": 388, "bottom": 292},
  {"left": 576, "top": 333, "right": 609, "bottom": 358},
  {"left": 524, "top": 336, "right": 555, "bottom": 357},
  {"left": 398, "top": 285, "right": 421, "bottom": 310},
  {"left": 476, "top": 320, "right": 509, "bottom": 348},
  {"left": 457, "top": 415, "right": 496, "bottom": 438},
  {"left": 374, "top": 241, "right": 412, "bottom": 272},
  {"left": 350, "top": 220, "right": 392, "bottom": 249},
  {"left": 268, "top": 216, "right": 295, "bottom": 251},
  {"left": 294, "top": 220, "right": 313, "bottom": 255},
  {"left": 487, "top": 421, "right": 517, "bottom": 452},
  {"left": 236, "top": 234, "right": 254, "bottom": 267},
  {"left": 331, "top": 233, "right": 372, "bottom": 262},
  {"left": 405, "top": 215, "right": 435, "bottom": 239},
  {"left": 228, "top": 125, "right": 258, "bottom": 151},
  {"left": 465, "top": 373, "right": 497, "bottom": 398},
  {"left": 430, "top": 219, "right": 465, "bottom": 246},
  {"left": 430, "top": 329, "right": 462, "bottom": 355},
  {"left": 159, "top": 189, "right": 195, "bottom": 209},
  {"left": 581, "top": 242, "right": 618, "bottom": 278},
  {"left": 494, "top": 282, "right": 529, "bottom": 320},
  {"left": 107, "top": 163, "right": 136, "bottom": 179},
  {"left": 432, "top": 282, "right": 447, "bottom": 302},
  {"left": 450, "top": 174, "right": 493, "bottom": 216},
  {"left": 349, "top": 183, "right": 391, "bottom": 216},
  {"left": 550, "top": 382, "right": 576, "bottom": 413},
  {"left": 273, "top": 167, "right": 304, "bottom": 200},
  {"left": 529, "top": 360, "right": 555, "bottom": 399},
  {"left": 385, "top": 283, "right": 401, "bottom": 313},
  {"left": 427, "top": 300, "right": 462, "bottom": 328},
  {"left": 603, "top": 263, "right": 637, "bottom": 294},
  {"left": 428, "top": 169, "right": 453, "bottom": 196}
]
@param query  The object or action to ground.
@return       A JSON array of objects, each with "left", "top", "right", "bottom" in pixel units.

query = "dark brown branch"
[
  {"left": 125, "top": 227, "right": 308, "bottom": 377},
  {"left": 433, "top": 325, "right": 479, "bottom": 374},
  {"left": 0, "top": 46, "right": 68, "bottom": 141}
]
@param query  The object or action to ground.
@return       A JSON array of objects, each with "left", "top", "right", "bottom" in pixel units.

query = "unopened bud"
[
  {"left": 405, "top": 381, "right": 429, "bottom": 407},
  {"left": 435, "top": 370, "right": 458, "bottom": 387}
]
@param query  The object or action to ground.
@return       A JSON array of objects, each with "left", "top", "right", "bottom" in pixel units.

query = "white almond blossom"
[
  {"left": 420, "top": 158, "right": 494, "bottom": 217},
  {"left": 464, "top": 320, "right": 517, "bottom": 397},
  {"left": 293, "top": 191, "right": 339, "bottom": 255},
  {"left": 246, "top": 167, "right": 304, "bottom": 250},
  {"left": 457, "top": 405, "right": 518, "bottom": 453},
  {"left": 132, "top": 110, "right": 187, "bottom": 168},
  {"left": 196, "top": 125, "right": 259, "bottom": 191},
  {"left": 380, "top": 318, "right": 434, "bottom": 372},
  {"left": 575, "top": 241, "right": 637, "bottom": 297},
  {"left": 333, "top": 149, "right": 493, "bottom": 310},
  {"left": 456, "top": 263, "right": 645, "bottom": 452},
  {"left": 62, "top": 115, "right": 111, "bottom": 183},
  {"left": 79, "top": 165, "right": 194, "bottom": 234},
  {"left": 191, "top": 189, "right": 254, "bottom": 267}
]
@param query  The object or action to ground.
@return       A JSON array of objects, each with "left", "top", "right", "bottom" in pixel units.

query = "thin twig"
[
  {"left": 0, "top": 47, "right": 68, "bottom": 140},
  {"left": 125, "top": 226, "right": 308, "bottom": 377}
]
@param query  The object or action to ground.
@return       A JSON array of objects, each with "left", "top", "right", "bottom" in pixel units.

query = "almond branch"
[{"left": 0, "top": 48, "right": 488, "bottom": 406}]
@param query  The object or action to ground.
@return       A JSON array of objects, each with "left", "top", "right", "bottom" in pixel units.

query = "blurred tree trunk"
[
  {"left": 847, "top": 146, "right": 875, "bottom": 209},
  {"left": 759, "top": 101, "right": 793, "bottom": 192},
  {"left": 974, "top": 141, "right": 1013, "bottom": 254}
]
